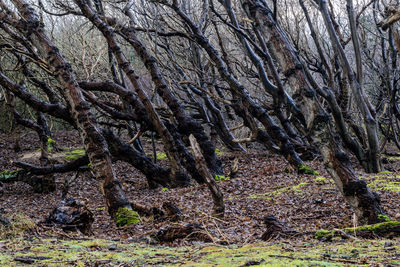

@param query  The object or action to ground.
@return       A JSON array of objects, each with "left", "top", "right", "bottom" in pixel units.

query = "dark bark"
[
  {"left": 45, "top": 198, "right": 94, "bottom": 234},
  {"left": 101, "top": 128, "right": 187, "bottom": 188},
  {"left": 80, "top": 80, "right": 204, "bottom": 184},
  {"left": 318, "top": 0, "right": 381, "bottom": 173},
  {"left": 13, "top": 157, "right": 90, "bottom": 175},
  {"left": 311, "top": 114, "right": 385, "bottom": 224},
  {"left": 0, "top": 71, "right": 73, "bottom": 125}
]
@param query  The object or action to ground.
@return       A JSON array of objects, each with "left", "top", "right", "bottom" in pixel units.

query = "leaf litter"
[{"left": 0, "top": 131, "right": 399, "bottom": 266}]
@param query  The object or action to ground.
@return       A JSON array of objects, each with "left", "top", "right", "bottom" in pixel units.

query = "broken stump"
[{"left": 45, "top": 198, "right": 93, "bottom": 234}]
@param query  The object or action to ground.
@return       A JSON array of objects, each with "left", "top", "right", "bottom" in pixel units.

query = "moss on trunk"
[{"left": 115, "top": 208, "right": 140, "bottom": 227}]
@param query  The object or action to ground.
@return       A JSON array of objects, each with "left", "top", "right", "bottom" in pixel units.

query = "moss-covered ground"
[{"left": 0, "top": 237, "right": 399, "bottom": 266}]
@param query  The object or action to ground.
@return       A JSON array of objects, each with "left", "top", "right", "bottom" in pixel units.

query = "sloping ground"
[
  {"left": 0, "top": 238, "right": 399, "bottom": 266},
  {"left": 1, "top": 130, "right": 400, "bottom": 265}
]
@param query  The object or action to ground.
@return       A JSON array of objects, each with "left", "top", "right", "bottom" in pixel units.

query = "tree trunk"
[
  {"left": 11, "top": 0, "right": 135, "bottom": 224},
  {"left": 242, "top": 0, "right": 386, "bottom": 223},
  {"left": 169, "top": 2, "right": 306, "bottom": 170},
  {"left": 189, "top": 134, "right": 224, "bottom": 217},
  {"left": 119, "top": 9, "right": 224, "bottom": 175},
  {"left": 75, "top": 0, "right": 190, "bottom": 187}
]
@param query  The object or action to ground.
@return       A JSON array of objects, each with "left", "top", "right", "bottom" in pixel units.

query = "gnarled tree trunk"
[
  {"left": 10, "top": 0, "right": 134, "bottom": 223},
  {"left": 243, "top": 0, "right": 386, "bottom": 224}
]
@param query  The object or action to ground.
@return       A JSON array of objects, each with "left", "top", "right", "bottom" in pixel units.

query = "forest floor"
[{"left": 0, "top": 130, "right": 400, "bottom": 266}]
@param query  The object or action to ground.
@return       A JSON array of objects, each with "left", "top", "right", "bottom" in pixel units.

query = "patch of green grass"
[
  {"left": 382, "top": 154, "right": 400, "bottom": 161},
  {"left": 160, "top": 187, "right": 169, "bottom": 193},
  {"left": 147, "top": 152, "right": 168, "bottom": 161},
  {"left": 156, "top": 152, "right": 167, "bottom": 161},
  {"left": 367, "top": 179, "right": 400, "bottom": 192},
  {"left": 379, "top": 170, "right": 393, "bottom": 174},
  {"left": 47, "top": 136, "right": 56, "bottom": 152},
  {"left": 360, "top": 172, "right": 400, "bottom": 193}
]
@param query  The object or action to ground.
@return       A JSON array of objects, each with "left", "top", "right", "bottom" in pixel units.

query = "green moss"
[
  {"left": 1, "top": 238, "right": 400, "bottom": 266},
  {"left": 315, "top": 229, "right": 335, "bottom": 239},
  {"left": 292, "top": 182, "right": 308, "bottom": 190},
  {"left": 315, "top": 221, "right": 400, "bottom": 239},
  {"left": 160, "top": 187, "right": 169, "bottom": 193},
  {"left": 115, "top": 207, "right": 140, "bottom": 227},
  {"left": 379, "top": 170, "right": 393, "bottom": 174},
  {"left": 215, "top": 175, "right": 230, "bottom": 181},
  {"left": 248, "top": 182, "right": 309, "bottom": 199},
  {"left": 147, "top": 152, "right": 168, "bottom": 161},
  {"left": 156, "top": 152, "right": 167, "bottom": 161},
  {"left": 367, "top": 179, "right": 400, "bottom": 192},
  {"left": 64, "top": 149, "right": 86, "bottom": 161},
  {"left": 354, "top": 221, "right": 400, "bottom": 232},
  {"left": 46, "top": 136, "right": 56, "bottom": 152},
  {"left": 382, "top": 153, "right": 400, "bottom": 161},
  {"left": 215, "top": 148, "right": 223, "bottom": 156},
  {"left": 299, "top": 164, "right": 319, "bottom": 175},
  {"left": 378, "top": 214, "right": 391, "bottom": 222}
]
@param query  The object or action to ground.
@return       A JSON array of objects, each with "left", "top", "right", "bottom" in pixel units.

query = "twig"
[{"left": 127, "top": 130, "right": 143, "bottom": 145}]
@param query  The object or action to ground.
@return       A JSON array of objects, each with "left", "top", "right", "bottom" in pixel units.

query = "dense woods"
[{"left": 1, "top": 0, "right": 400, "bottom": 255}]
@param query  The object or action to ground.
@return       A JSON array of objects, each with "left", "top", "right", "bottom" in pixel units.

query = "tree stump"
[
  {"left": 45, "top": 198, "right": 93, "bottom": 234},
  {"left": 189, "top": 134, "right": 224, "bottom": 217}
]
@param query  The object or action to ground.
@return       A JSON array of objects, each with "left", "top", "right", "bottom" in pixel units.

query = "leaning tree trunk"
[
  {"left": 75, "top": 0, "right": 190, "bottom": 187},
  {"left": 243, "top": 0, "right": 386, "bottom": 224},
  {"left": 10, "top": 0, "right": 136, "bottom": 224},
  {"left": 167, "top": 2, "right": 306, "bottom": 171},
  {"left": 120, "top": 6, "right": 224, "bottom": 175},
  {"left": 318, "top": 0, "right": 381, "bottom": 173}
]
